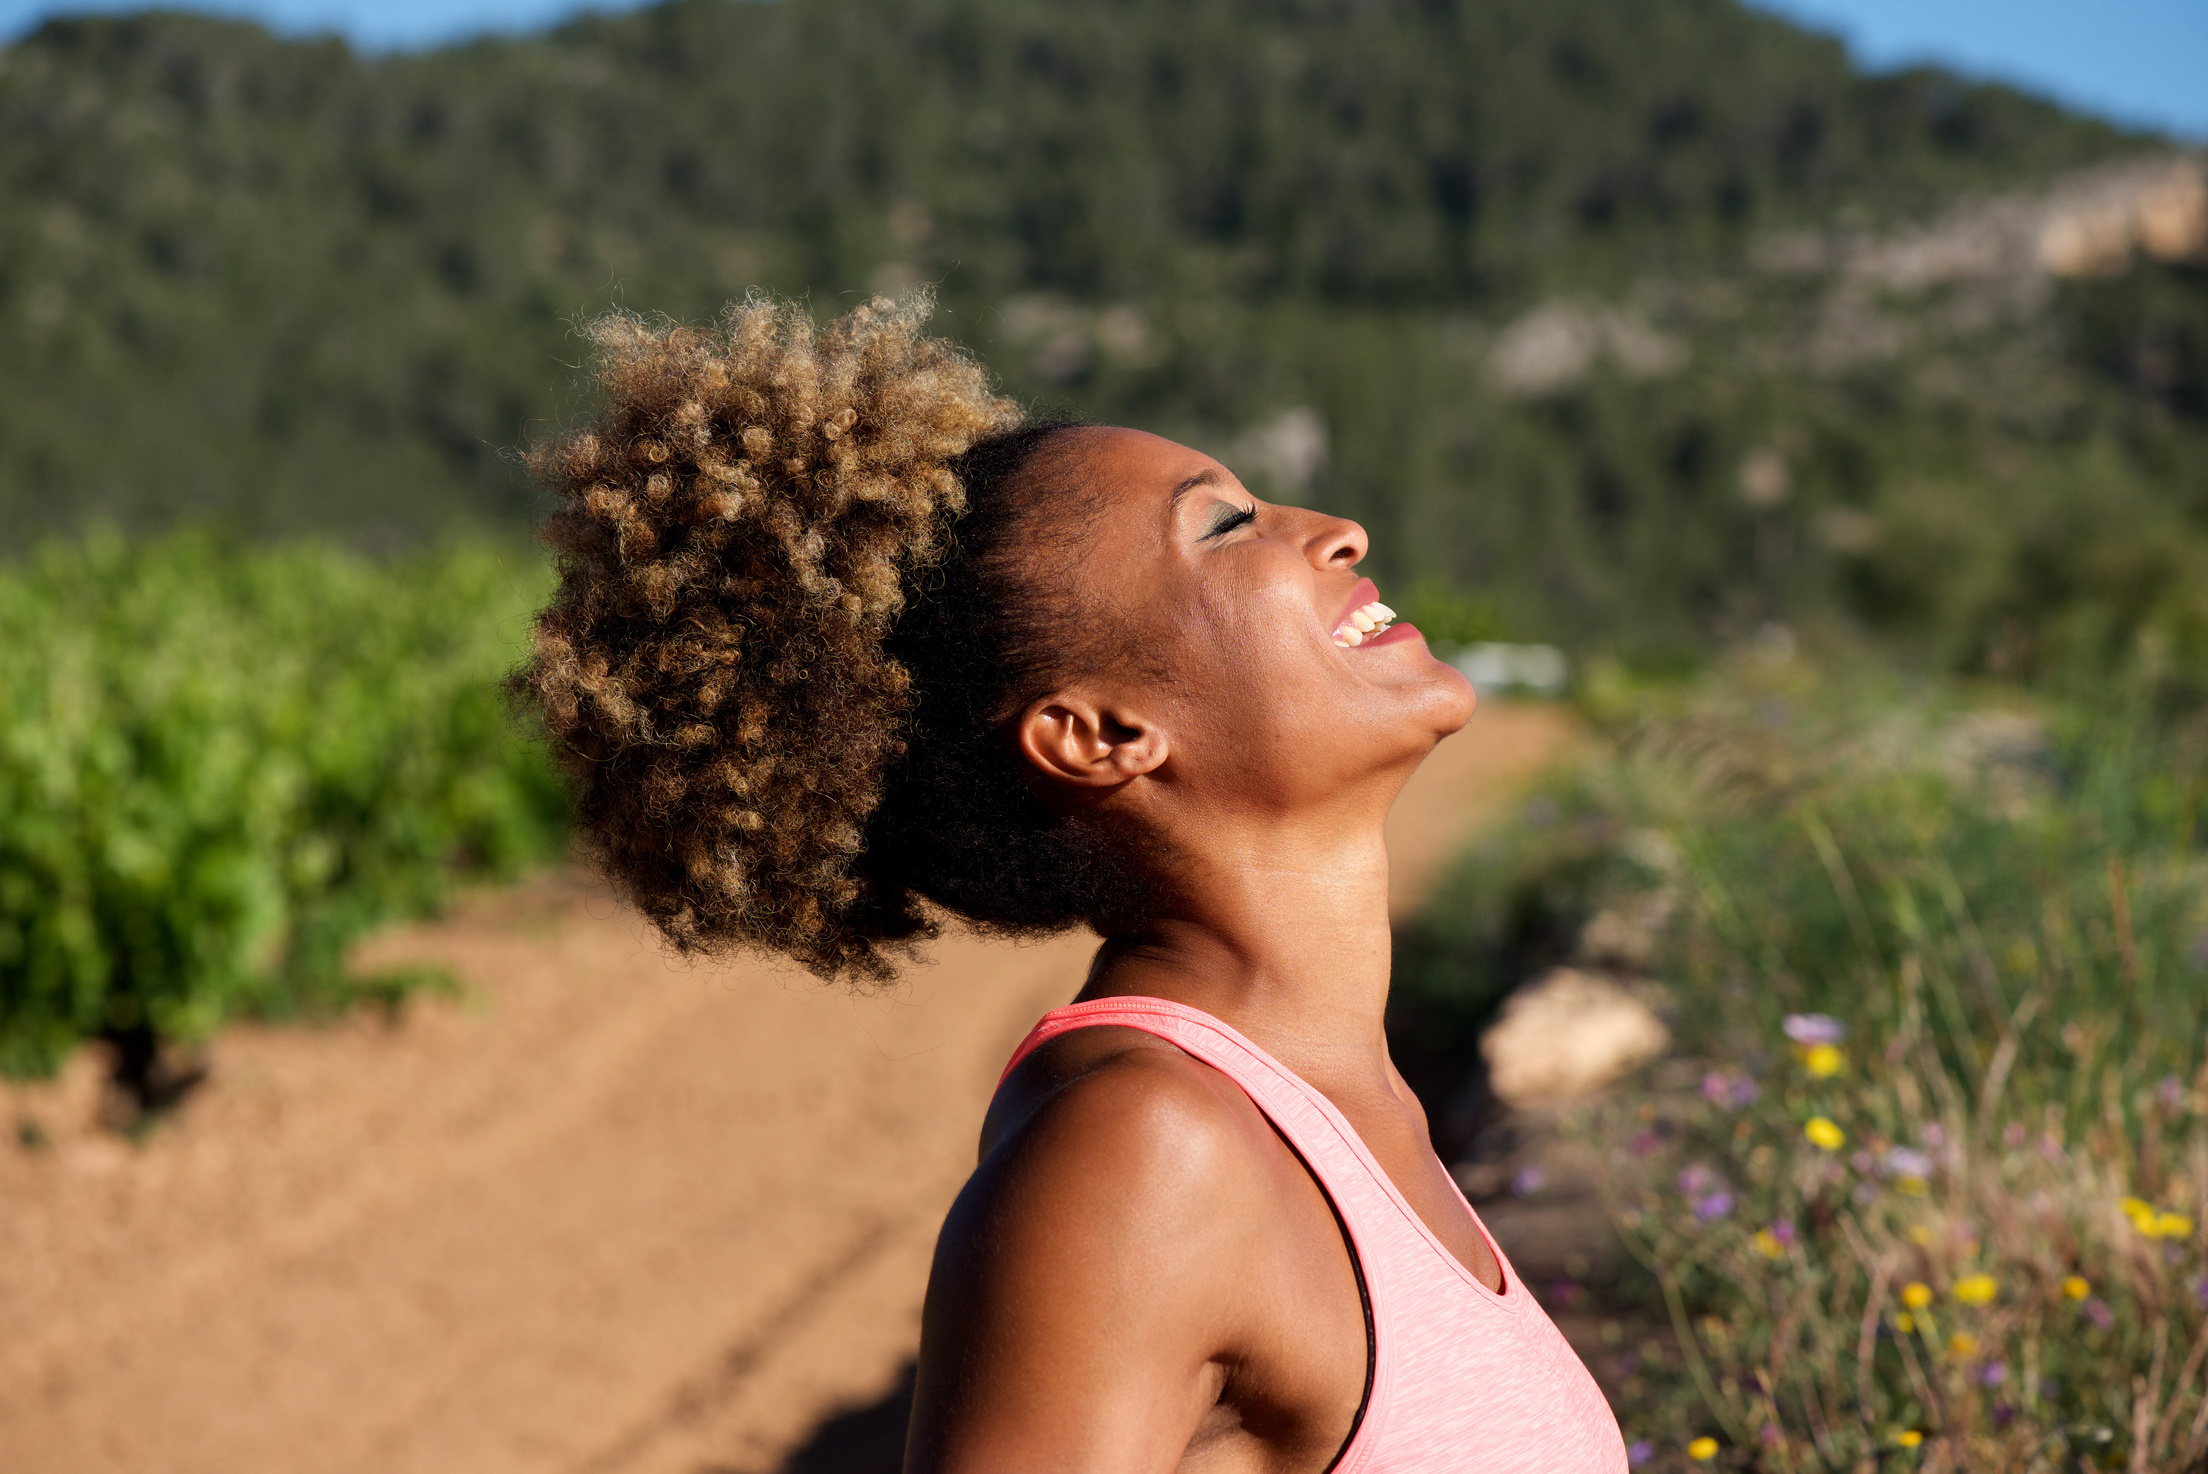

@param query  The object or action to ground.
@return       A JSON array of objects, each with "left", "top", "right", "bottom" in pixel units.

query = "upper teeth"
[{"left": 1333, "top": 601, "right": 1396, "bottom": 647}]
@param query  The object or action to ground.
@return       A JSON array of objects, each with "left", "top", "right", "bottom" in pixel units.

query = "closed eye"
[{"left": 1202, "top": 503, "right": 1257, "bottom": 540}]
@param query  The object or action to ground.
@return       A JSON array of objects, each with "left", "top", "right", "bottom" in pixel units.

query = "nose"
[{"left": 1299, "top": 509, "right": 1367, "bottom": 571}]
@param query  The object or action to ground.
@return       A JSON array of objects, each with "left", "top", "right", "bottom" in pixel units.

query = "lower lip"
[{"left": 1355, "top": 622, "right": 1423, "bottom": 649}]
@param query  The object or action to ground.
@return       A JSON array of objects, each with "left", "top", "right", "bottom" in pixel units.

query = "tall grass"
[{"left": 1436, "top": 658, "right": 2208, "bottom": 1469}]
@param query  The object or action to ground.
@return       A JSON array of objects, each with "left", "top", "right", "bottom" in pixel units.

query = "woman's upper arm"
[{"left": 904, "top": 1050, "right": 1268, "bottom": 1474}]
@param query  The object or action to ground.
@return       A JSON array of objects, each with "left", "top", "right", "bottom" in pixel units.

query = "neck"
[{"left": 1079, "top": 785, "right": 1401, "bottom": 1093}]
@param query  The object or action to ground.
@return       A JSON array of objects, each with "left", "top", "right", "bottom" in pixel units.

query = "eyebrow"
[{"left": 1167, "top": 468, "right": 1224, "bottom": 508}]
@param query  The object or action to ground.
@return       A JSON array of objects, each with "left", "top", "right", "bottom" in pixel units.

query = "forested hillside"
[{"left": 2, "top": 0, "right": 2204, "bottom": 666}]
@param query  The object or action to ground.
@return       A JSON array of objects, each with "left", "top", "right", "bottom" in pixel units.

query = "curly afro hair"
[{"left": 515, "top": 291, "right": 1144, "bottom": 982}]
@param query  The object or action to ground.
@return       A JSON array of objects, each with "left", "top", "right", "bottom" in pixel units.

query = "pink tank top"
[{"left": 1000, "top": 996, "right": 1629, "bottom": 1474}]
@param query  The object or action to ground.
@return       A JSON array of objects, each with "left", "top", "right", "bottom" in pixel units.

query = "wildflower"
[
  {"left": 2156, "top": 1212, "right": 2194, "bottom": 1239},
  {"left": 1687, "top": 1436, "right": 1720, "bottom": 1461},
  {"left": 1769, "top": 1220, "right": 1797, "bottom": 1246},
  {"left": 2062, "top": 1276, "right": 2090, "bottom": 1301},
  {"left": 1948, "top": 1332, "right": 1978, "bottom": 1357},
  {"left": 1804, "top": 1117, "right": 1845, "bottom": 1151},
  {"left": 2001, "top": 1122, "right": 2027, "bottom": 1148},
  {"left": 1907, "top": 1225, "right": 1935, "bottom": 1247},
  {"left": 1783, "top": 1014, "right": 1847, "bottom": 1046},
  {"left": 1883, "top": 1147, "right": 1933, "bottom": 1180},
  {"left": 1801, "top": 1043, "right": 1845, "bottom": 1078},
  {"left": 2122, "top": 1196, "right": 2157, "bottom": 1233},
  {"left": 1901, "top": 1282, "right": 1935, "bottom": 1310},
  {"left": 1979, "top": 1362, "right": 2008, "bottom": 1388},
  {"left": 2084, "top": 1297, "right": 2115, "bottom": 1332},
  {"left": 1896, "top": 1430, "right": 1924, "bottom": 1449},
  {"left": 1897, "top": 1176, "right": 1929, "bottom": 1197},
  {"left": 1695, "top": 1192, "right": 1735, "bottom": 1221},
  {"left": 1991, "top": 1401, "right": 2016, "bottom": 1428},
  {"left": 2158, "top": 1075, "right": 2186, "bottom": 1113},
  {"left": 1630, "top": 1131, "right": 1663, "bottom": 1158},
  {"left": 1921, "top": 1122, "right": 1946, "bottom": 1148},
  {"left": 1679, "top": 1164, "right": 1717, "bottom": 1195},
  {"left": 1627, "top": 1440, "right": 1653, "bottom": 1467},
  {"left": 1700, "top": 1072, "right": 1732, "bottom": 1104},
  {"left": 1727, "top": 1076, "right": 1760, "bottom": 1108},
  {"left": 1511, "top": 1166, "right": 1546, "bottom": 1197},
  {"left": 1753, "top": 1228, "right": 1784, "bottom": 1258},
  {"left": 1953, "top": 1274, "right": 1997, "bottom": 1307},
  {"left": 1894, "top": 1313, "right": 1914, "bottom": 1333}
]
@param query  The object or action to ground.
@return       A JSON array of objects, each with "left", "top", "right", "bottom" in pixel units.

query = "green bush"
[
  {"left": 0, "top": 532, "right": 567, "bottom": 1092},
  {"left": 1425, "top": 660, "right": 2208, "bottom": 1467}
]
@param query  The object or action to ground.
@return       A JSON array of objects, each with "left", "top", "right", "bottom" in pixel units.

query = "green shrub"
[
  {"left": 0, "top": 532, "right": 567, "bottom": 1093},
  {"left": 1432, "top": 659, "right": 2208, "bottom": 1467}
]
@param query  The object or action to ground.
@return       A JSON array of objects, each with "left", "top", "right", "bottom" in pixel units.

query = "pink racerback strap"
[{"left": 998, "top": 995, "right": 1628, "bottom": 1474}]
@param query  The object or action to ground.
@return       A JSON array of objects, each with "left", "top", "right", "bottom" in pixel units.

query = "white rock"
[{"left": 1479, "top": 968, "right": 1670, "bottom": 1109}]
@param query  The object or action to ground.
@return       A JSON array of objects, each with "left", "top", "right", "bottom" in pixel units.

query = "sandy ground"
[{"left": 0, "top": 702, "right": 1575, "bottom": 1474}]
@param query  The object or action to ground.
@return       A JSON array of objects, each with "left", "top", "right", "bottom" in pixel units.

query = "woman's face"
[{"left": 1019, "top": 427, "right": 1474, "bottom": 814}]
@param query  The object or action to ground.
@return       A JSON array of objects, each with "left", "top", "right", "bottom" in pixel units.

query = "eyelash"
[{"left": 1207, "top": 504, "right": 1257, "bottom": 539}]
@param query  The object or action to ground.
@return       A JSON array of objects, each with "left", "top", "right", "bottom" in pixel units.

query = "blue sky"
[{"left": 1, "top": 0, "right": 2203, "bottom": 140}]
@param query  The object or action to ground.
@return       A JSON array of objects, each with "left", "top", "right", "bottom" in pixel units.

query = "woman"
[{"left": 518, "top": 294, "right": 1626, "bottom": 1473}]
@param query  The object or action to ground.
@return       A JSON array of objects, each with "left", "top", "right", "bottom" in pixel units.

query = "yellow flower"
[
  {"left": 1687, "top": 1436, "right": 1720, "bottom": 1461},
  {"left": 2062, "top": 1276, "right": 2090, "bottom": 1301},
  {"left": 1953, "top": 1274, "right": 1997, "bottom": 1307},
  {"left": 1907, "top": 1225, "right": 1935, "bottom": 1247},
  {"left": 1897, "top": 1430, "right": 1925, "bottom": 1449},
  {"left": 1948, "top": 1332, "right": 1978, "bottom": 1357},
  {"left": 2122, "top": 1196, "right": 2158, "bottom": 1233},
  {"left": 1895, "top": 1312, "right": 1915, "bottom": 1333},
  {"left": 1753, "top": 1229, "right": 1784, "bottom": 1259},
  {"left": 1898, "top": 1175, "right": 1930, "bottom": 1197},
  {"left": 2156, "top": 1212, "right": 2195, "bottom": 1239},
  {"left": 1804, "top": 1117, "right": 1846, "bottom": 1151},
  {"left": 1901, "top": 1282, "right": 1934, "bottom": 1310},
  {"left": 1801, "top": 1043, "right": 1845, "bottom": 1078}
]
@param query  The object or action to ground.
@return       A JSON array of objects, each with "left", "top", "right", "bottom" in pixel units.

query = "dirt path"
[{"left": 0, "top": 702, "right": 1574, "bottom": 1474}]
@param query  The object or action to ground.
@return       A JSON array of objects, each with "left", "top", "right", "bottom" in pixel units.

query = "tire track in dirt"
[{"left": 0, "top": 703, "right": 1573, "bottom": 1474}]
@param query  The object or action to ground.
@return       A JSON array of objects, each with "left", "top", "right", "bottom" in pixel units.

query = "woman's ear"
[{"left": 1015, "top": 691, "right": 1168, "bottom": 789}]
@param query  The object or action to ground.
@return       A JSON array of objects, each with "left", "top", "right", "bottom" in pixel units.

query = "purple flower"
[
  {"left": 1883, "top": 1147, "right": 1934, "bottom": 1180},
  {"left": 2085, "top": 1298, "right": 2116, "bottom": 1332},
  {"left": 1729, "top": 1076, "right": 1761, "bottom": 1108},
  {"left": 2039, "top": 1135, "right": 2066, "bottom": 1162},
  {"left": 1695, "top": 1191, "right": 1736, "bottom": 1221},
  {"left": 1759, "top": 1423, "right": 1783, "bottom": 1446},
  {"left": 2194, "top": 1277, "right": 2208, "bottom": 1310},
  {"left": 2160, "top": 1076, "right": 2187, "bottom": 1113},
  {"left": 1701, "top": 1071, "right": 1732, "bottom": 1103},
  {"left": 1512, "top": 1165, "right": 1547, "bottom": 1198},
  {"left": 1783, "top": 1013, "right": 1848, "bottom": 1046},
  {"left": 1979, "top": 1362, "right": 2008, "bottom": 1388},
  {"left": 1921, "top": 1123, "right": 1946, "bottom": 1149},
  {"left": 1992, "top": 1401, "right": 2016, "bottom": 1428},
  {"left": 1631, "top": 1131, "right": 1663, "bottom": 1158},
  {"left": 1627, "top": 1440, "right": 1654, "bottom": 1466},
  {"left": 1769, "top": 1220, "right": 1798, "bottom": 1246},
  {"left": 1549, "top": 1278, "right": 1583, "bottom": 1309},
  {"left": 2002, "top": 1122, "right": 2027, "bottom": 1148},
  {"left": 1679, "top": 1163, "right": 1717, "bottom": 1195}
]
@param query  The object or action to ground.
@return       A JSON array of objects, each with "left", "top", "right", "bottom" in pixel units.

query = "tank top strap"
[
  {"left": 998, "top": 996, "right": 1520, "bottom": 1306},
  {"left": 1001, "top": 996, "right": 1377, "bottom": 1193}
]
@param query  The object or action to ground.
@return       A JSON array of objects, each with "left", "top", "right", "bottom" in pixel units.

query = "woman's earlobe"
[{"left": 1016, "top": 696, "right": 1167, "bottom": 788}]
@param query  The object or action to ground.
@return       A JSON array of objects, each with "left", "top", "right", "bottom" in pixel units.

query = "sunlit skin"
[{"left": 904, "top": 428, "right": 1492, "bottom": 1474}]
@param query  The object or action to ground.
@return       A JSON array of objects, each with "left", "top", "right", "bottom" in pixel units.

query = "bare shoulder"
[
  {"left": 971, "top": 1025, "right": 1284, "bottom": 1256},
  {"left": 907, "top": 1028, "right": 1306, "bottom": 1470}
]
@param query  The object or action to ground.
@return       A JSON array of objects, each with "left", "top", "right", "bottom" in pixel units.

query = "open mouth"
[{"left": 1331, "top": 579, "right": 1398, "bottom": 648}]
